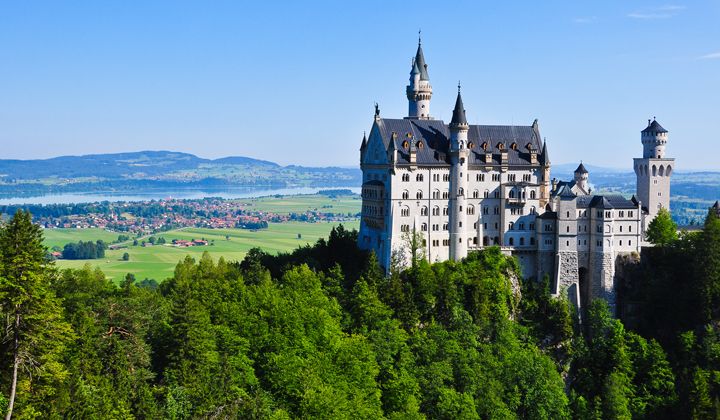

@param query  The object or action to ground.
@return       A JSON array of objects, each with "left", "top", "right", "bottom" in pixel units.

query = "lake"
[{"left": 0, "top": 186, "right": 361, "bottom": 205}]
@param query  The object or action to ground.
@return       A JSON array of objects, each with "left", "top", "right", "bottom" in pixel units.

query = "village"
[{"left": 4, "top": 195, "right": 360, "bottom": 236}]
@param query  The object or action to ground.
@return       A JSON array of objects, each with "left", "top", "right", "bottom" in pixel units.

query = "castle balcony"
[{"left": 505, "top": 196, "right": 527, "bottom": 206}]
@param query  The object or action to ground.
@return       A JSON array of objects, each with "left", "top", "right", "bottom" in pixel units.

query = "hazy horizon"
[{"left": 1, "top": 1, "right": 718, "bottom": 169}]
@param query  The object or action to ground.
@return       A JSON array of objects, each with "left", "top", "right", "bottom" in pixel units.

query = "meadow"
[{"left": 47, "top": 221, "right": 359, "bottom": 283}]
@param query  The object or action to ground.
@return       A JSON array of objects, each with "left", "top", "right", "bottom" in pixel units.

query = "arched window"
[
  {"left": 443, "top": 207, "right": 449, "bottom": 216},
  {"left": 416, "top": 173, "right": 424, "bottom": 182},
  {"left": 421, "top": 223, "right": 427, "bottom": 231},
  {"left": 402, "top": 173, "right": 410, "bottom": 182},
  {"left": 511, "top": 142, "right": 518, "bottom": 150},
  {"left": 433, "top": 189, "right": 440, "bottom": 199},
  {"left": 432, "top": 206, "right": 440, "bottom": 216},
  {"left": 473, "top": 190, "right": 479, "bottom": 198},
  {"left": 484, "top": 190, "right": 490, "bottom": 198},
  {"left": 530, "top": 190, "right": 536, "bottom": 199},
  {"left": 416, "top": 190, "right": 423, "bottom": 199},
  {"left": 402, "top": 140, "right": 409, "bottom": 149},
  {"left": 652, "top": 165, "right": 657, "bottom": 176},
  {"left": 530, "top": 206, "right": 536, "bottom": 214},
  {"left": 509, "top": 190, "right": 516, "bottom": 198},
  {"left": 458, "top": 187, "right": 464, "bottom": 196},
  {"left": 401, "top": 206, "right": 410, "bottom": 217},
  {"left": 666, "top": 165, "right": 672, "bottom": 176},
  {"left": 497, "top": 142, "right": 505, "bottom": 150},
  {"left": 482, "top": 142, "right": 488, "bottom": 151},
  {"left": 417, "top": 141, "right": 424, "bottom": 149},
  {"left": 467, "top": 142, "right": 474, "bottom": 149},
  {"left": 659, "top": 165, "right": 664, "bottom": 176},
  {"left": 420, "top": 206, "right": 428, "bottom": 216},
  {"left": 467, "top": 205, "right": 475, "bottom": 215},
  {"left": 402, "top": 190, "right": 409, "bottom": 199}
]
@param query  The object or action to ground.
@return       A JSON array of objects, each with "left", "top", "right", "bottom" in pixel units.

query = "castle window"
[
  {"left": 629, "top": 240, "right": 632, "bottom": 246},
  {"left": 402, "top": 190, "right": 409, "bottom": 199},
  {"left": 530, "top": 190, "right": 536, "bottom": 199},
  {"left": 492, "top": 174, "right": 500, "bottom": 182},
  {"left": 473, "top": 190, "right": 479, "bottom": 198},
  {"left": 401, "top": 224, "right": 410, "bottom": 232},
  {"left": 484, "top": 190, "right": 490, "bottom": 198},
  {"left": 416, "top": 173, "right": 424, "bottom": 182},
  {"left": 494, "top": 191, "right": 500, "bottom": 198},
  {"left": 530, "top": 237, "right": 535, "bottom": 245},
  {"left": 401, "top": 206, "right": 410, "bottom": 217},
  {"left": 509, "top": 237, "right": 514, "bottom": 246},
  {"left": 443, "top": 223, "right": 448, "bottom": 231},
  {"left": 530, "top": 206, "right": 536, "bottom": 215},
  {"left": 433, "top": 189, "right": 440, "bottom": 199},
  {"left": 468, "top": 142, "right": 474, "bottom": 149},
  {"left": 433, "top": 174, "right": 440, "bottom": 182},
  {"left": 494, "top": 236, "right": 500, "bottom": 245},
  {"left": 443, "top": 207, "right": 449, "bottom": 216},
  {"left": 467, "top": 205, "right": 475, "bottom": 215},
  {"left": 421, "top": 223, "right": 427, "bottom": 231},
  {"left": 476, "top": 174, "right": 485, "bottom": 182},
  {"left": 520, "top": 237, "right": 525, "bottom": 246},
  {"left": 433, "top": 206, "right": 440, "bottom": 216},
  {"left": 459, "top": 206, "right": 463, "bottom": 212},
  {"left": 494, "top": 207, "right": 499, "bottom": 215},
  {"left": 402, "top": 140, "right": 409, "bottom": 149},
  {"left": 566, "top": 226, "right": 570, "bottom": 233},
  {"left": 443, "top": 191, "right": 449, "bottom": 199},
  {"left": 511, "top": 142, "right": 518, "bottom": 150},
  {"left": 416, "top": 191, "right": 423, "bottom": 199},
  {"left": 417, "top": 141, "right": 424, "bottom": 149},
  {"left": 509, "top": 222, "right": 514, "bottom": 230},
  {"left": 482, "top": 142, "right": 488, "bottom": 151},
  {"left": 458, "top": 187, "right": 464, "bottom": 196},
  {"left": 508, "top": 174, "right": 516, "bottom": 182},
  {"left": 402, "top": 173, "right": 410, "bottom": 182},
  {"left": 421, "top": 206, "right": 428, "bottom": 216},
  {"left": 566, "top": 240, "right": 570, "bottom": 247},
  {"left": 443, "top": 174, "right": 450, "bottom": 182},
  {"left": 629, "top": 225, "right": 632, "bottom": 232},
  {"left": 629, "top": 211, "right": 634, "bottom": 217},
  {"left": 497, "top": 143, "right": 504, "bottom": 150},
  {"left": 619, "top": 226, "right": 623, "bottom": 232},
  {"left": 483, "top": 206, "right": 489, "bottom": 215},
  {"left": 620, "top": 240, "right": 623, "bottom": 246},
  {"left": 509, "top": 190, "right": 516, "bottom": 199}
]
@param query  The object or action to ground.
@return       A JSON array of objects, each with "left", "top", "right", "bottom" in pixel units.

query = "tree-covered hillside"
[{"left": 1, "top": 210, "right": 720, "bottom": 418}]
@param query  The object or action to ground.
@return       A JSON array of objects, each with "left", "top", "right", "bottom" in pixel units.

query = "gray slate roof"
[
  {"left": 575, "top": 163, "right": 588, "bottom": 174},
  {"left": 450, "top": 92, "right": 468, "bottom": 126},
  {"left": 415, "top": 44, "right": 430, "bottom": 81},
  {"left": 642, "top": 119, "right": 668, "bottom": 134},
  {"left": 587, "top": 195, "right": 637, "bottom": 209},
  {"left": 376, "top": 118, "right": 543, "bottom": 166}
]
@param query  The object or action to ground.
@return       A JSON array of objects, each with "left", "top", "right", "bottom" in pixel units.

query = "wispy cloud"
[
  {"left": 627, "top": 5, "right": 686, "bottom": 19},
  {"left": 627, "top": 12, "right": 673, "bottom": 19},
  {"left": 699, "top": 52, "right": 720, "bottom": 60}
]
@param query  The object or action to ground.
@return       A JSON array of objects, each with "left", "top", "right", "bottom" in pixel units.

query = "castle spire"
[
  {"left": 450, "top": 84, "right": 468, "bottom": 127},
  {"left": 405, "top": 35, "right": 432, "bottom": 120}
]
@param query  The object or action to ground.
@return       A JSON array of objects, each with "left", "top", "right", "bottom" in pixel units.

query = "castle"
[{"left": 358, "top": 39, "right": 675, "bottom": 311}]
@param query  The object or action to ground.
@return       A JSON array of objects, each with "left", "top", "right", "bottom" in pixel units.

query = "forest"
[{"left": 1, "top": 208, "right": 720, "bottom": 419}]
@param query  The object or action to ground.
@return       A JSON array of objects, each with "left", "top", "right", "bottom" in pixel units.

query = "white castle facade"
[{"left": 358, "top": 40, "right": 675, "bottom": 310}]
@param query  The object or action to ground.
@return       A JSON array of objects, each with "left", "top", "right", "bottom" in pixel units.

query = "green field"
[
  {"left": 47, "top": 221, "right": 359, "bottom": 283},
  {"left": 43, "top": 228, "right": 122, "bottom": 249},
  {"left": 235, "top": 194, "right": 360, "bottom": 215}
]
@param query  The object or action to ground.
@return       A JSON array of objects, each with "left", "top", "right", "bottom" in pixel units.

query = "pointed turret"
[
  {"left": 405, "top": 36, "right": 433, "bottom": 120},
  {"left": 414, "top": 42, "right": 430, "bottom": 81},
  {"left": 359, "top": 132, "right": 367, "bottom": 152},
  {"left": 540, "top": 139, "right": 550, "bottom": 165},
  {"left": 574, "top": 163, "right": 588, "bottom": 174},
  {"left": 450, "top": 87, "right": 468, "bottom": 127}
]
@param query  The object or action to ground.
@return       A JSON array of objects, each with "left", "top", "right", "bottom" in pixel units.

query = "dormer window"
[
  {"left": 497, "top": 143, "right": 504, "bottom": 150},
  {"left": 402, "top": 140, "right": 409, "bottom": 149},
  {"left": 482, "top": 142, "right": 488, "bottom": 151},
  {"left": 511, "top": 142, "right": 518, "bottom": 150},
  {"left": 417, "top": 141, "right": 424, "bottom": 149},
  {"left": 467, "top": 142, "right": 474, "bottom": 149}
]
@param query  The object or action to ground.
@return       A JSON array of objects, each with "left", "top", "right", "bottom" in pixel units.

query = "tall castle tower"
[
  {"left": 448, "top": 86, "right": 469, "bottom": 260},
  {"left": 634, "top": 118, "right": 674, "bottom": 223},
  {"left": 405, "top": 37, "right": 433, "bottom": 120}
]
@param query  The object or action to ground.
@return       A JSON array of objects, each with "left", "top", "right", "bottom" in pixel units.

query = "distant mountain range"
[{"left": 0, "top": 151, "right": 362, "bottom": 196}]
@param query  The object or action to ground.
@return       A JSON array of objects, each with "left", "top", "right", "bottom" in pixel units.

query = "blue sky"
[{"left": 1, "top": 1, "right": 718, "bottom": 169}]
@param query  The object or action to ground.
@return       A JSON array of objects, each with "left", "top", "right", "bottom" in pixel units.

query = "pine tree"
[{"left": 0, "top": 210, "right": 73, "bottom": 419}]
